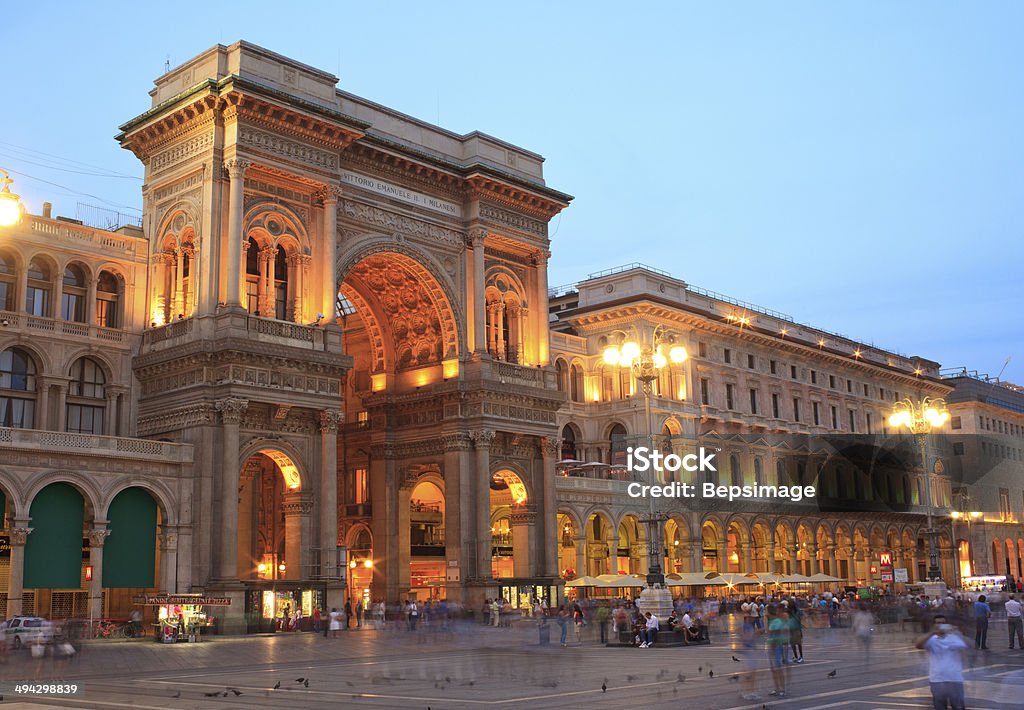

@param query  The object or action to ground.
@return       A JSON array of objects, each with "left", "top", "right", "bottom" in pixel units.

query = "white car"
[{"left": 5, "top": 616, "right": 52, "bottom": 649}]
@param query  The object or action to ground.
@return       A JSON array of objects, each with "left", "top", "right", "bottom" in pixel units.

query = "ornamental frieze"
[
  {"left": 339, "top": 199, "right": 463, "bottom": 247},
  {"left": 151, "top": 133, "right": 214, "bottom": 172},
  {"left": 479, "top": 203, "right": 547, "bottom": 238},
  {"left": 238, "top": 127, "right": 339, "bottom": 170},
  {"left": 152, "top": 171, "right": 205, "bottom": 204}
]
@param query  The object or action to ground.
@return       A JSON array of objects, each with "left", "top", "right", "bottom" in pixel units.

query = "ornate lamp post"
[
  {"left": 0, "top": 169, "right": 25, "bottom": 227},
  {"left": 888, "top": 396, "right": 949, "bottom": 583},
  {"left": 603, "top": 326, "right": 686, "bottom": 614}
]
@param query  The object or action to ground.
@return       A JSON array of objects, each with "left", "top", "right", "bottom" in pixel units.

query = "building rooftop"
[{"left": 942, "top": 368, "right": 1024, "bottom": 414}]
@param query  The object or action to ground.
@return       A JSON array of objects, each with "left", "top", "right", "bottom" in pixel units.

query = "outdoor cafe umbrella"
[
  {"left": 805, "top": 572, "right": 844, "bottom": 583},
  {"left": 596, "top": 574, "right": 647, "bottom": 588},
  {"left": 666, "top": 572, "right": 728, "bottom": 587},
  {"left": 565, "top": 575, "right": 604, "bottom": 588}
]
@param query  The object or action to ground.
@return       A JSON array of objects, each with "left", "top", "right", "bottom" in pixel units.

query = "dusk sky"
[{"left": 3, "top": 2, "right": 1021, "bottom": 382}]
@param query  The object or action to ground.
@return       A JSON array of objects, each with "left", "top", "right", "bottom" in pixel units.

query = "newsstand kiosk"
[{"left": 133, "top": 594, "right": 231, "bottom": 643}]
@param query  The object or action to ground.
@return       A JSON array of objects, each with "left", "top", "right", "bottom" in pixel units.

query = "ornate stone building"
[
  {"left": 548, "top": 265, "right": 967, "bottom": 589},
  {"left": 3, "top": 41, "right": 1021, "bottom": 633}
]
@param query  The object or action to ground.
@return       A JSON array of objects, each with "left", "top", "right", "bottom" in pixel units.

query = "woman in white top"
[{"left": 329, "top": 607, "right": 343, "bottom": 638}]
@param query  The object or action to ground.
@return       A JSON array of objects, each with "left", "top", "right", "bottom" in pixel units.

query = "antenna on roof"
[{"left": 996, "top": 356, "right": 1011, "bottom": 381}]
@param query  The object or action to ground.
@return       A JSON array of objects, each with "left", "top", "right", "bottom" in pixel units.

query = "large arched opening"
[{"left": 409, "top": 480, "right": 445, "bottom": 598}]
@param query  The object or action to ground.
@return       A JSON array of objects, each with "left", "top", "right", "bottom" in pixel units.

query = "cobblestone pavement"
[{"left": 0, "top": 619, "right": 1022, "bottom": 709}]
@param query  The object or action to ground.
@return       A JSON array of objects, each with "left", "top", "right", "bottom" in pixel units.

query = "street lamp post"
[
  {"left": 0, "top": 169, "right": 25, "bottom": 227},
  {"left": 888, "top": 396, "right": 949, "bottom": 584},
  {"left": 603, "top": 327, "right": 686, "bottom": 615}
]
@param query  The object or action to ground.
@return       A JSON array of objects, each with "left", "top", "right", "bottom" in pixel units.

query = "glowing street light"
[
  {"left": 0, "top": 169, "right": 25, "bottom": 227},
  {"left": 888, "top": 396, "right": 950, "bottom": 583}
]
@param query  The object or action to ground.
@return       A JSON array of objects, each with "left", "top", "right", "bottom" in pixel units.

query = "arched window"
[
  {"left": 0, "top": 347, "right": 37, "bottom": 428},
  {"left": 600, "top": 365, "right": 614, "bottom": 402},
  {"left": 66, "top": 358, "right": 106, "bottom": 435},
  {"left": 62, "top": 264, "right": 87, "bottom": 322},
  {"left": 730, "top": 454, "right": 742, "bottom": 486},
  {"left": 754, "top": 457, "right": 764, "bottom": 486},
  {"left": 569, "top": 363, "right": 583, "bottom": 402},
  {"left": 274, "top": 248, "right": 289, "bottom": 320},
  {"left": 776, "top": 459, "right": 788, "bottom": 486},
  {"left": 618, "top": 367, "right": 631, "bottom": 399},
  {"left": 609, "top": 424, "right": 628, "bottom": 466},
  {"left": 26, "top": 258, "right": 52, "bottom": 317},
  {"left": 555, "top": 360, "right": 567, "bottom": 393},
  {"left": 245, "top": 238, "right": 261, "bottom": 315},
  {"left": 561, "top": 425, "right": 577, "bottom": 460},
  {"left": 96, "top": 271, "right": 121, "bottom": 328},
  {"left": 0, "top": 251, "right": 15, "bottom": 311}
]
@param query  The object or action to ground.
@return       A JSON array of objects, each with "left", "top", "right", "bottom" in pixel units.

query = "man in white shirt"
[
  {"left": 1006, "top": 594, "right": 1023, "bottom": 650},
  {"left": 915, "top": 614, "right": 967, "bottom": 710},
  {"left": 640, "top": 612, "right": 659, "bottom": 648}
]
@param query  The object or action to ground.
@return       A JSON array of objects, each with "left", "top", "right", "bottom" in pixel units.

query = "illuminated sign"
[{"left": 879, "top": 552, "right": 893, "bottom": 567}]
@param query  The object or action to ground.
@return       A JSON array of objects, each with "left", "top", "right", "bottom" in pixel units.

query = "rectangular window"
[
  {"left": 95, "top": 298, "right": 118, "bottom": 328},
  {"left": 749, "top": 388, "right": 758, "bottom": 414},
  {"left": 354, "top": 468, "right": 369, "bottom": 504},
  {"left": 700, "top": 378, "right": 710, "bottom": 405},
  {"left": 863, "top": 383, "right": 869, "bottom": 396},
  {"left": 847, "top": 379, "right": 853, "bottom": 393},
  {"left": 724, "top": 349, "right": 732, "bottom": 364},
  {"left": 747, "top": 354, "right": 755, "bottom": 369},
  {"left": 829, "top": 375, "right": 836, "bottom": 389},
  {"left": 866, "top": 412, "right": 872, "bottom": 434},
  {"left": 66, "top": 404, "right": 103, "bottom": 435},
  {"left": 772, "top": 393, "right": 780, "bottom": 419},
  {"left": 61, "top": 293, "right": 83, "bottom": 322},
  {"left": 356, "top": 410, "right": 369, "bottom": 428},
  {"left": 770, "top": 360, "right": 777, "bottom": 375},
  {"left": 811, "top": 370, "right": 817, "bottom": 384},
  {"left": 791, "top": 365, "right": 798, "bottom": 379},
  {"left": 952, "top": 442, "right": 964, "bottom": 455},
  {"left": 879, "top": 388, "right": 885, "bottom": 401},
  {"left": 726, "top": 384, "right": 735, "bottom": 410},
  {"left": 950, "top": 416, "right": 961, "bottom": 430},
  {"left": 26, "top": 287, "right": 49, "bottom": 317},
  {"left": 813, "top": 402, "right": 821, "bottom": 426},
  {"left": 0, "top": 397, "right": 35, "bottom": 429},
  {"left": 848, "top": 409, "right": 856, "bottom": 432},
  {"left": 793, "top": 398, "right": 801, "bottom": 422},
  {"left": 999, "top": 488, "right": 1010, "bottom": 520},
  {"left": 699, "top": 342, "right": 707, "bottom": 358},
  {"left": 831, "top": 406, "right": 838, "bottom": 429},
  {"left": 0, "top": 282, "right": 10, "bottom": 311}
]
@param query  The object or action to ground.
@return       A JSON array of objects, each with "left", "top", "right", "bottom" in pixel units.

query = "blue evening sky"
[{"left": 3, "top": 2, "right": 1021, "bottom": 382}]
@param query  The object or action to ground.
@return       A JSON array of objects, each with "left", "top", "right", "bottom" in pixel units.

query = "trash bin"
[{"left": 538, "top": 621, "right": 550, "bottom": 646}]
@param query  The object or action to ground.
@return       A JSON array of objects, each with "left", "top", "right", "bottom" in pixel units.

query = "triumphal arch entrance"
[{"left": 118, "top": 41, "right": 570, "bottom": 631}]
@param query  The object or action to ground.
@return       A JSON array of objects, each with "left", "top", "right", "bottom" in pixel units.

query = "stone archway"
[{"left": 237, "top": 449, "right": 310, "bottom": 582}]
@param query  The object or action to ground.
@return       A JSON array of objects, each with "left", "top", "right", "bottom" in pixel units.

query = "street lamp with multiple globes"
[
  {"left": 888, "top": 396, "right": 950, "bottom": 584},
  {"left": 603, "top": 326, "right": 687, "bottom": 616},
  {"left": 0, "top": 170, "right": 25, "bottom": 227}
]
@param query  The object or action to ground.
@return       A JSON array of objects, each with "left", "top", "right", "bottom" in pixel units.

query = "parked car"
[{"left": 5, "top": 616, "right": 52, "bottom": 649}]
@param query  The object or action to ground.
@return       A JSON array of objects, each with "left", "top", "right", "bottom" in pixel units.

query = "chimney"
[{"left": 42, "top": 202, "right": 52, "bottom": 219}]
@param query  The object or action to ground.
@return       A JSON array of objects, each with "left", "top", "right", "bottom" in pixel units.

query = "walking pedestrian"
[
  {"left": 788, "top": 599, "right": 804, "bottom": 663},
  {"left": 375, "top": 599, "right": 386, "bottom": 630},
  {"left": 355, "top": 599, "right": 364, "bottom": 628},
  {"left": 556, "top": 605, "right": 569, "bottom": 646},
  {"left": 407, "top": 599, "right": 419, "bottom": 631},
  {"left": 915, "top": 614, "right": 967, "bottom": 710},
  {"left": 852, "top": 603, "right": 874, "bottom": 664},
  {"left": 596, "top": 604, "right": 609, "bottom": 644},
  {"left": 973, "top": 594, "right": 991, "bottom": 650},
  {"left": 312, "top": 607, "right": 322, "bottom": 634},
  {"left": 1005, "top": 594, "right": 1022, "bottom": 650},
  {"left": 766, "top": 605, "right": 788, "bottom": 698},
  {"left": 573, "top": 603, "right": 585, "bottom": 644},
  {"left": 328, "top": 607, "right": 342, "bottom": 638},
  {"left": 345, "top": 600, "right": 353, "bottom": 630}
]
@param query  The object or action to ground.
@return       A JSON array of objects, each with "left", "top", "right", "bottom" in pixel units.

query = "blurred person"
[
  {"left": 407, "top": 599, "right": 419, "bottom": 631},
  {"left": 1005, "top": 594, "right": 1022, "bottom": 650},
  {"left": 973, "top": 594, "right": 991, "bottom": 650},
  {"left": 312, "top": 606, "right": 322, "bottom": 634},
  {"left": 788, "top": 598, "right": 804, "bottom": 663},
  {"left": 329, "top": 607, "right": 342, "bottom": 638},
  {"left": 573, "top": 602, "right": 585, "bottom": 643},
  {"left": 915, "top": 614, "right": 967, "bottom": 710},
  {"left": 639, "top": 611, "right": 659, "bottom": 648},
  {"left": 852, "top": 603, "right": 874, "bottom": 664},
  {"left": 596, "top": 603, "right": 609, "bottom": 644},
  {"left": 556, "top": 605, "right": 569, "bottom": 646},
  {"left": 355, "top": 599, "right": 363, "bottom": 628},
  {"left": 375, "top": 599, "right": 386, "bottom": 630},
  {"left": 766, "top": 605, "right": 788, "bottom": 698}
]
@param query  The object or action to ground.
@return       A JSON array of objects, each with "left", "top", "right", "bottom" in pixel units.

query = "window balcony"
[{"left": 0, "top": 426, "right": 192, "bottom": 464}]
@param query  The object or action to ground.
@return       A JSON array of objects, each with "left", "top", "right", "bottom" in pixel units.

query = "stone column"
[
  {"left": 35, "top": 380, "right": 50, "bottom": 430},
  {"left": 470, "top": 229, "right": 487, "bottom": 353},
  {"left": 257, "top": 246, "right": 270, "bottom": 316},
  {"left": 742, "top": 542, "right": 753, "bottom": 573},
  {"left": 789, "top": 544, "right": 799, "bottom": 576},
  {"left": 319, "top": 187, "right": 340, "bottom": 319},
  {"left": 809, "top": 544, "right": 820, "bottom": 576},
  {"left": 223, "top": 159, "right": 250, "bottom": 308},
  {"left": 539, "top": 436, "right": 560, "bottom": 576},
  {"left": 319, "top": 410, "right": 341, "bottom": 579},
  {"left": 86, "top": 273, "right": 98, "bottom": 326},
  {"left": 574, "top": 536, "right": 586, "bottom": 578},
  {"left": 159, "top": 527, "right": 179, "bottom": 592},
  {"left": 827, "top": 545, "right": 838, "bottom": 578},
  {"left": 847, "top": 544, "right": 858, "bottom": 581},
  {"left": 86, "top": 527, "right": 110, "bottom": 621},
  {"left": 282, "top": 492, "right": 312, "bottom": 581},
  {"left": 104, "top": 390, "right": 118, "bottom": 436},
  {"left": 533, "top": 249, "right": 550, "bottom": 366},
  {"left": 767, "top": 539, "right": 776, "bottom": 574},
  {"left": 607, "top": 533, "right": 619, "bottom": 575},
  {"left": 55, "top": 382, "right": 67, "bottom": 431},
  {"left": 6, "top": 526, "right": 31, "bottom": 617},
  {"left": 173, "top": 247, "right": 185, "bottom": 317},
  {"left": 510, "top": 506, "right": 535, "bottom": 577},
  {"left": 471, "top": 429, "right": 495, "bottom": 580},
  {"left": 215, "top": 398, "right": 248, "bottom": 580},
  {"left": 718, "top": 540, "right": 729, "bottom": 573},
  {"left": 288, "top": 254, "right": 303, "bottom": 322}
]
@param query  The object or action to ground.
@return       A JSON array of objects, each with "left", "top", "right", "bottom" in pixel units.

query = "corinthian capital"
[
  {"left": 470, "top": 428, "right": 495, "bottom": 448},
  {"left": 87, "top": 528, "right": 112, "bottom": 548},
  {"left": 8, "top": 527, "right": 32, "bottom": 546},
  {"left": 216, "top": 397, "right": 249, "bottom": 424},
  {"left": 532, "top": 248, "right": 551, "bottom": 266},
  {"left": 539, "top": 436, "right": 562, "bottom": 457},
  {"left": 313, "top": 184, "right": 343, "bottom": 205},
  {"left": 467, "top": 227, "right": 488, "bottom": 248},
  {"left": 319, "top": 409, "right": 344, "bottom": 433},
  {"left": 223, "top": 158, "right": 252, "bottom": 180}
]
